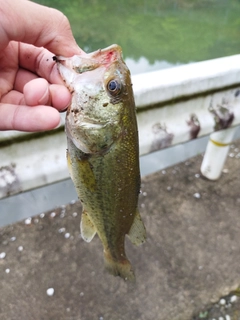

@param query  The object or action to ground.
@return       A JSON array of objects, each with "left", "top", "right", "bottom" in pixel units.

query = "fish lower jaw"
[{"left": 80, "top": 121, "right": 105, "bottom": 129}]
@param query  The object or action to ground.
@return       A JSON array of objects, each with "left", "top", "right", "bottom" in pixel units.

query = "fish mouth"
[
  {"left": 80, "top": 120, "right": 105, "bottom": 129},
  {"left": 75, "top": 116, "right": 108, "bottom": 129},
  {"left": 56, "top": 56, "right": 100, "bottom": 74},
  {"left": 66, "top": 117, "right": 120, "bottom": 154},
  {"left": 54, "top": 44, "right": 123, "bottom": 75}
]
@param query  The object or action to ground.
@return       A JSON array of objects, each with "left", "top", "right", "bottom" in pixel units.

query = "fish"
[{"left": 55, "top": 44, "right": 146, "bottom": 281}]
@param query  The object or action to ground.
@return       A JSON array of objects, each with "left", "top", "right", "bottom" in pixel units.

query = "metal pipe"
[{"left": 201, "top": 127, "right": 238, "bottom": 180}]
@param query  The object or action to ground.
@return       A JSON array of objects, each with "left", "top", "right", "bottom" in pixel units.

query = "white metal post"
[{"left": 200, "top": 127, "right": 238, "bottom": 180}]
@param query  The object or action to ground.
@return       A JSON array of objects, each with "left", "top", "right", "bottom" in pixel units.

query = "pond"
[{"left": 35, "top": 0, "right": 240, "bottom": 74}]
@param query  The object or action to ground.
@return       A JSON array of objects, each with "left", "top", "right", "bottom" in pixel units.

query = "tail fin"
[{"left": 104, "top": 250, "right": 135, "bottom": 282}]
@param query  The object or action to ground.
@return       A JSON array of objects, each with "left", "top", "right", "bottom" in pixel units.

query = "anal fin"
[
  {"left": 127, "top": 209, "right": 146, "bottom": 246},
  {"left": 80, "top": 210, "right": 96, "bottom": 243}
]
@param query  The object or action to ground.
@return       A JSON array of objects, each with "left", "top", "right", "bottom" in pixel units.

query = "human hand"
[{"left": 0, "top": 0, "right": 83, "bottom": 132}]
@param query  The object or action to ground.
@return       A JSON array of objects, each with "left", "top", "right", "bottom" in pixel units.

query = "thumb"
[{"left": 0, "top": 0, "right": 83, "bottom": 56}]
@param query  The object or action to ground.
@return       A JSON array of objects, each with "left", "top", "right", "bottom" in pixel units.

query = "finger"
[
  {"left": 49, "top": 84, "right": 72, "bottom": 111},
  {"left": 2, "top": 78, "right": 72, "bottom": 111},
  {"left": 0, "top": 0, "right": 83, "bottom": 56},
  {"left": 0, "top": 103, "right": 61, "bottom": 132},
  {"left": 23, "top": 79, "right": 51, "bottom": 106},
  {"left": 14, "top": 68, "right": 38, "bottom": 92},
  {"left": 18, "top": 43, "right": 63, "bottom": 85},
  {"left": 0, "top": 41, "right": 18, "bottom": 96},
  {"left": 2, "top": 79, "right": 50, "bottom": 106},
  {"left": 23, "top": 78, "right": 71, "bottom": 111},
  {"left": 1, "top": 90, "right": 24, "bottom": 105}
]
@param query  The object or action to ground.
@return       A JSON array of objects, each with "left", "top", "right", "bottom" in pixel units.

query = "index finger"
[{"left": 18, "top": 43, "right": 64, "bottom": 85}]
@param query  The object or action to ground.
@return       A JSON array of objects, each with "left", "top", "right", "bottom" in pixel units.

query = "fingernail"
[
  {"left": 54, "top": 114, "right": 65, "bottom": 129},
  {"left": 38, "top": 87, "right": 50, "bottom": 105},
  {"left": 59, "top": 105, "right": 69, "bottom": 113}
]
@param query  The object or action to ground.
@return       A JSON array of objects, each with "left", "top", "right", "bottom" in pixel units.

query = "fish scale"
[{"left": 56, "top": 44, "right": 146, "bottom": 281}]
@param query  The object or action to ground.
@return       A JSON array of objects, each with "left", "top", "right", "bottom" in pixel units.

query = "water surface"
[{"left": 35, "top": 0, "right": 240, "bottom": 73}]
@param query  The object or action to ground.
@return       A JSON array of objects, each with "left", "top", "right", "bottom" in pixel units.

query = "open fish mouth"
[
  {"left": 54, "top": 55, "right": 100, "bottom": 74},
  {"left": 54, "top": 45, "right": 122, "bottom": 75}
]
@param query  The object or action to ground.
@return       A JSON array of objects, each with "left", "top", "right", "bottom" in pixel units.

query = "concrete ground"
[{"left": 0, "top": 140, "right": 240, "bottom": 320}]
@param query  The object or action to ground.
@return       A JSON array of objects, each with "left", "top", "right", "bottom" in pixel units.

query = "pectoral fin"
[
  {"left": 80, "top": 210, "right": 96, "bottom": 242},
  {"left": 127, "top": 209, "right": 146, "bottom": 246},
  {"left": 66, "top": 149, "right": 73, "bottom": 180}
]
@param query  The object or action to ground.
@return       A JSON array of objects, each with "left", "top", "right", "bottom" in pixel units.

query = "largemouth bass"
[{"left": 55, "top": 44, "right": 146, "bottom": 281}]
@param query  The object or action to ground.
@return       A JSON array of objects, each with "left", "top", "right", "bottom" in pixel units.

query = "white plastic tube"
[{"left": 201, "top": 127, "right": 237, "bottom": 180}]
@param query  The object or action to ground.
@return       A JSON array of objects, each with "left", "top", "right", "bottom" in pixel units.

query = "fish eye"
[{"left": 107, "top": 79, "right": 122, "bottom": 95}]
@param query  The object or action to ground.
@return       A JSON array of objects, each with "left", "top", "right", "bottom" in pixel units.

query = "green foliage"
[{"left": 35, "top": 0, "right": 240, "bottom": 64}]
